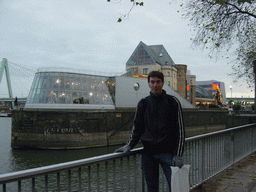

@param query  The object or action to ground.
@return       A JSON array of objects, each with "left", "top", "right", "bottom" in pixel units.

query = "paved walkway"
[{"left": 191, "top": 152, "right": 256, "bottom": 192}]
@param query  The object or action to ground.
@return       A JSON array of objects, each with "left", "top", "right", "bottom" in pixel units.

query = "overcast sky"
[{"left": 0, "top": 0, "right": 254, "bottom": 98}]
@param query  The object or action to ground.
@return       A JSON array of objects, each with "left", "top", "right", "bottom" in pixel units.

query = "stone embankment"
[{"left": 12, "top": 109, "right": 252, "bottom": 150}]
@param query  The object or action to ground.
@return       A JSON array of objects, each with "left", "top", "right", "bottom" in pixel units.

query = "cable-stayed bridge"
[
  {"left": 0, "top": 58, "right": 124, "bottom": 108},
  {"left": 0, "top": 58, "right": 36, "bottom": 106}
]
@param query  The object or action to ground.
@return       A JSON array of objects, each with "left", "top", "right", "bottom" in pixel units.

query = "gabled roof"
[
  {"left": 139, "top": 41, "right": 159, "bottom": 64},
  {"left": 126, "top": 41, "right": 176, "bottom": 66},
  {"left": 148, "top": 44, "right": 176, "bottom": 66}
]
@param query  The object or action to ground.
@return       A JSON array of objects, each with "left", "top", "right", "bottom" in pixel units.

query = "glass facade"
[
  {"left": 196, "top": 86, "right": 213, "bottom": 98},
  {"left": 26, "top": 72, "right": 115, "bottom": 105},
  {"left": 127, "top": 44, "right": 154, "bottom": 66}
]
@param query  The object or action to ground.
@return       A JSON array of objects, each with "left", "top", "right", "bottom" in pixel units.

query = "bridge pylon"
[{"left": 0, "top": 58, "right": 13, "bottom": 98}]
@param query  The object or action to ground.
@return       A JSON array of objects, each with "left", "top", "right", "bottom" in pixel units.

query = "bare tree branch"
[{"left": 184, "top": 0, "right": 256, "bottom": 87}]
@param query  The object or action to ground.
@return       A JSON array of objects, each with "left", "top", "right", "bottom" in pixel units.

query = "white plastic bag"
[{"left": 171, "top": 165, "right": 190, "bottom": 192}]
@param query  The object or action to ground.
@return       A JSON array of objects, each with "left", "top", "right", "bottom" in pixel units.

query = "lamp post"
[{"left": 229, "top": 86, "right": 233, "bottom": 108}]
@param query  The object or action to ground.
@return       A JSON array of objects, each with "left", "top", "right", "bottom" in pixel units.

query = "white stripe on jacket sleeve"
[{"left": 173, "top": 97, "right": 185, "bottom": 157}]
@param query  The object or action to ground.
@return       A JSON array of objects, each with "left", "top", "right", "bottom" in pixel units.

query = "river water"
[{"left": 0, "top": 117, "right": 122, "bottom": 175}]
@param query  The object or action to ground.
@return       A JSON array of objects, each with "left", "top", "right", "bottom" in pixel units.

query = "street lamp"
[{"left": 230, "top": 86, "right": 232, "bottom": 98}]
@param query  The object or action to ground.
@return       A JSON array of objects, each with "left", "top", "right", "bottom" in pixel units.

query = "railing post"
[
  {"left": 57, "top": 172, "right": 60, "bottom": 192},
  {"left": 231, "top": 131, "right": 235, "bottom": 165},
  {"left": 88, "top": 165, "right": 91, "bottom": 191},
  {"left": 141, "top": 166, "right": 145, "bottom": 192},
  {"left": 97, "top": 163, "right": 100, "bottom": 192},
  {"left": 68, "top": 170, "right": 71, "bottom": 192},
  {"left": 201, "top": 138, "right": 205, "bottom": 183},
  {"left": 120, "top": 158, "right": 123, "bottom": 191},
  {"left": 18, "top": 180, "right": 21, "bottom": 192},
  {"left": 113, "top": 159, "right": 116, "bottom": 191},
  {"left": 45, "top": 175, "right": 48, "bottom": 192},
  {"left": 251, "top": 128, "right": 254, "bottom": 154},
  {"left": 105, "top": 161, "right": 108, "bottom": 190},
  {"left": 32, "top": 178, "right": 35, "bottom": 192},
  {"left": 78, "top": 168, "right": 82, "bottom": 192},
  {"left": 253, "top": 126, "right": 256, "bottom": 152},
  {"left": 134, "top": 155, "right": 137, "bottom": 190}
]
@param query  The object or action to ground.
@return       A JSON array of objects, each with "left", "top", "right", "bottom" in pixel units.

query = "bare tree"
[
  {"left": 107, "top": 0, "right": 143, "bottom": 22},
  {"left": 231, "top": 26, "right": 256, "bottom": 87},
  {"left": 107, "top": 0, "right": 256, "bottom": 87},
  {"left": 185, "top": 0, "right": 256, "bottom": 86}
]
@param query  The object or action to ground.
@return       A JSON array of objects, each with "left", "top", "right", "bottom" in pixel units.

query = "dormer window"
[{"left": 159, "top": 53, "right": 163, "bottom": 57}]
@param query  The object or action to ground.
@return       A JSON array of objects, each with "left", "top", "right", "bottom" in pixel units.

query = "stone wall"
[
  {"left": 11, "top": 110, "right": 229, "bottom": 149},
  {"left": 226, "top": 114, "right": 256, "bottom": 128}
]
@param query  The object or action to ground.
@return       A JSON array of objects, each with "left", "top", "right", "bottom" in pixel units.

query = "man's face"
[{"left": 148, "top": 76, "right": 164, "bottom": 95}]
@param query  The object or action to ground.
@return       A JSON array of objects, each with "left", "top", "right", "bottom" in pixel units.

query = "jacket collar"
[{"left": 150, "top": 89, "right": 166, "bottom": 99}]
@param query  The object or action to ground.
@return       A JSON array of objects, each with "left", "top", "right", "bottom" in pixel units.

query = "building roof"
[
  {"left": 148, "top": 44, "right": 175, "bottom": 66},
  {"left": 126, "top": 41, "right": 176, "bottom": 66}
]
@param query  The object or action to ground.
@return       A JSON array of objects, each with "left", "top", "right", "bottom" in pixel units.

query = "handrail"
[
  {"left": 1, "top": 123, "right": 256, "bottom": 191},
  {"left": 0, "top": 148, "right": 143, "bottom": 184},
  {"left": 186, "top": 123, "right": 256, "bottom": 141}
]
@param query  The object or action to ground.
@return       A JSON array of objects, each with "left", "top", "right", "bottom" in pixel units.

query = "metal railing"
[{"left": 1, "top": 123, "right": 256, "bottom": 192}]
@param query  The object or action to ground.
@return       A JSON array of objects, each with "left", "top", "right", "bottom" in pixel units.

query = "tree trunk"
[{"left": 254, "top": 60, "right": 256, "bottom": 111}]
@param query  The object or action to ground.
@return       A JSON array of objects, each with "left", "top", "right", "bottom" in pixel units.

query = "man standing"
[{"left": 115, "top": 71, "right": 185, "bottom": 192}]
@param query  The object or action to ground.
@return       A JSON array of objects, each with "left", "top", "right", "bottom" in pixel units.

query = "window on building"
[
  {"left": 143, "top": 68, "right": 148, "bottom": 75},
  {"left": 167, "top": 72, "right": 170, "bottom": 77},
  {"left": 167, "top": 81, "right": 171, "bottom": 86}
]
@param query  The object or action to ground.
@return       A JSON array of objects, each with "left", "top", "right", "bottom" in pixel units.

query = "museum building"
[{"left": 24, "top": 68, "right": 195, "bottom": 110}]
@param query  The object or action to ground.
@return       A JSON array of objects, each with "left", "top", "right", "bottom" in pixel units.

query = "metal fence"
[{"left": 1, "top": 123, "right": 256, "bottom": 192}]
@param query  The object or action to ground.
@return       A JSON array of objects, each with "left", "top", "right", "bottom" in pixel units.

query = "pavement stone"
[{"left": 190, "top": 152, "right": 256, "bottom": 192}]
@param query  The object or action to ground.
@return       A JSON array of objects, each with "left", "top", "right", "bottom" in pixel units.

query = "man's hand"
[
  {"left": 115, "top": 145, "right": 131, "bottom": 153},
  {"left": 172, "top": 155, "right": 183, "bottom": 168}
]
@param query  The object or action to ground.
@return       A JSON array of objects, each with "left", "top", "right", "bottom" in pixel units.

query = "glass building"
[
  {"left": 25, "top": 68, "right": 196, "bottom": 110},
  {"left": 196, "top": 80, "right": 227, "bottom": 105},
  {"left": 25, "top": 69, "right": 116, "bottom": 110}
]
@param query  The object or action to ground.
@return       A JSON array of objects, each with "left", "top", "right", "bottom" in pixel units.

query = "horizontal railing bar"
[
  {"left": 186, "top": 123, "right": 256, "bottom": 142},
  {"left": 0, "top": 148, "right": 142, "bottom": 184}
]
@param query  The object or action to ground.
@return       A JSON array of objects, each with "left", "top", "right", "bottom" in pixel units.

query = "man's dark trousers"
[{"left": 142, "top": 152, "right": 174, "bottom": 192}]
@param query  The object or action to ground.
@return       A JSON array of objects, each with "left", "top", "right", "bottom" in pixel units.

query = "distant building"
[
  {"left": 24, "top": 68, "right": 195, "bottom": 110},
  {"left": 125, "top": 41, "right": 196, "bottom": 104},
  {"left": 196, "top": 80, "right": 227, "bottom": 105},
  {"left": 25, "top": 69, "right": 116, "bottom": 110},
  {"left": 126, "top": 41, "right": 178, "bottom": 90},
  {"left": 186, "top": 70, "right": 196, "bottom": 105}
]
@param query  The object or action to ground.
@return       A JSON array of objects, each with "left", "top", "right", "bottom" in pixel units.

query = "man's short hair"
[{"left": 148, "top": 71, "right": 164, "bottom": 82}]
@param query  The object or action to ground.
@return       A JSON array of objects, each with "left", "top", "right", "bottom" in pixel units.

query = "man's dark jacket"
[{"left": 126, "top": 90, "right": 185, "bottom": 156}]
